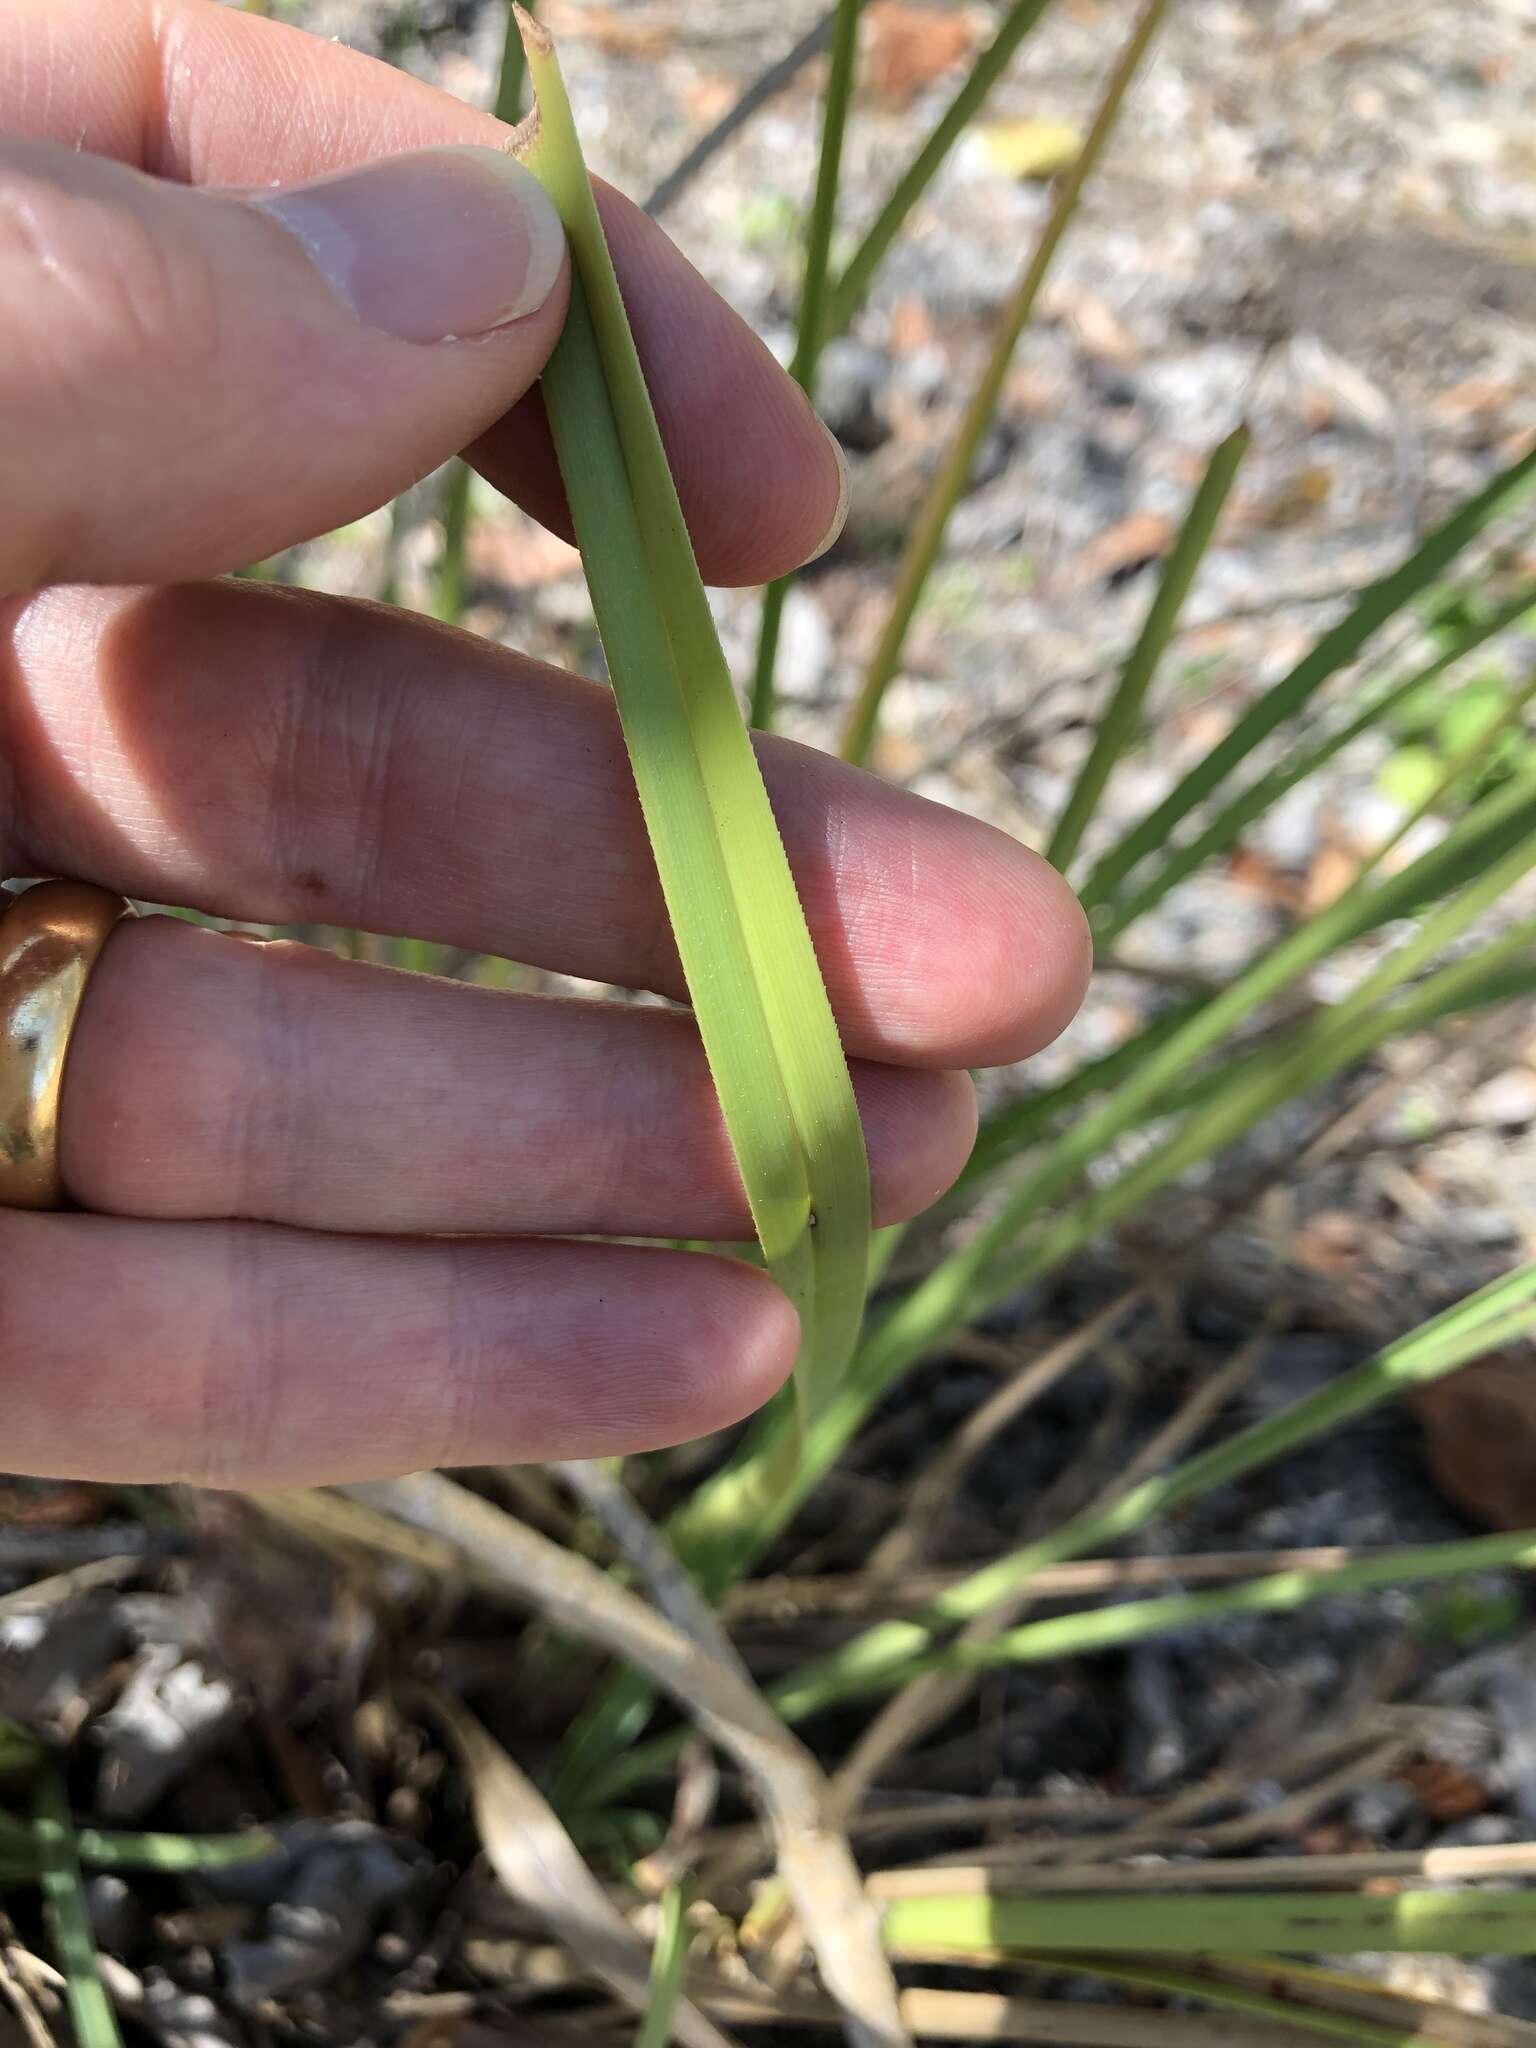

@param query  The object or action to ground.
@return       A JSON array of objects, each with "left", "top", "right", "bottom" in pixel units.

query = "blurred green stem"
[
  {"left": 435, "top": 461, "right": 472, "bottom": 624},
  {"left": 839, "top": 0, "right": 1171, "bottom": 766},
  {"left": 748, "top": 0, "right": 863, "bottom": 730},
  {"left": 636, "top": 1880, "right": 691, "bottom": 2048},
  {"left": 34, "top": 1773, "right": 123, "bottom": 2048},
  {"left": 1047, "top": 424, "right": 1250, "bottom": 874},
  {"left": 898, "top": 1525, "right": 1536, "bottom": 1684},
  {"left": 826, "top": 0, "right": 1056, "bottom": 334},
  {"left": 429, "top": 4, "right": 531, "bottom": 627}
]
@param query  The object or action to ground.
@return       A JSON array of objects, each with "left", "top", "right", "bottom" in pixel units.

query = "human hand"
[{"left": 0, "top": 0, "right": 1090, "bottom": 1487}]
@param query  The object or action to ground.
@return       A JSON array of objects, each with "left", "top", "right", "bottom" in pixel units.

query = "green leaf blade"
[
  {"left": 882, "top": 1885, "right": 1536, "bottom": 1958},
  {"left": 510, "top": 11, "right": 871, "bottom": 1425},
  {"left": 1079, "top": 441, "right": 1536, "bottom": 914},
  {"left": 1047, "top": 422, "right": 1251, "bottom": 876}
]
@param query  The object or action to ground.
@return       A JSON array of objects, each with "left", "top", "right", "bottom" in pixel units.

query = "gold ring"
[{"left": 0, "top": 881, "right": 136, "bottom": 1210}]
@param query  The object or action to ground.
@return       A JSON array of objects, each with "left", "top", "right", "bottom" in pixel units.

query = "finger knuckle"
[{"left": 185, "top": 1225, "right": 283, "bottom": 1488}]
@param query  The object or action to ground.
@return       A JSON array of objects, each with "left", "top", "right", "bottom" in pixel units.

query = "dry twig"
[
  {"left": 833, "top": 1315, "right": 1276, "bottom": 1810},
  {"left": 867, "top": 1290, "right": 1150, "bottom": 1582},
  {"left": 340, "top": 1473, "right": 910, "bottom": 2048}
]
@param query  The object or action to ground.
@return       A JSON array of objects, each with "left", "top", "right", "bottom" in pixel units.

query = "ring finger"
[
  {"left": 0, "top": 1208, "right": 796, "bottom": 1484},
  {"left": 60, "top": 915, "right": 978, "bottom": 1238}
]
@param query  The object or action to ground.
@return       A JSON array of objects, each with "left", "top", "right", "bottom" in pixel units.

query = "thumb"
[{"left": 0, "top": 138, "right": 568, "bottom": 592}]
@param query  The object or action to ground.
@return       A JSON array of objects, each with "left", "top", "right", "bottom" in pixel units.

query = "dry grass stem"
[
  {"left": 346, "top": 1472, "right": 909, "bottom": 2048},
  {"left": 832, "top": 1314, "right": 1278, "bottom": 1810},
  {"left": 422, "top": 1689, "right": 734, "bottom": 2048}
]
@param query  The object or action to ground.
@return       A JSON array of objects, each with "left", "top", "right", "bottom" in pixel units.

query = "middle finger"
[
  {"left": 61, "top": 917, "right": 978, "bottom": 1237},
  {"left": 7, "top": 581, "right": 1090, "bottom": 1072}
]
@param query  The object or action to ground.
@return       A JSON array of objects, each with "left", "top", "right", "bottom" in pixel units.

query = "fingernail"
[
  {"left": 252, "top": 146, "right": 566, "bottom": 344},
  {"left": 804, "top": 420, "right": 851, "bottom": 565}
]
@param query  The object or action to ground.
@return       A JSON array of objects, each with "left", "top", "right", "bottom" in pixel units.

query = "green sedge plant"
[
  {"left": 2, "top": 1757, "right": 271, "bottom": 2048},
  {"left": 483, "top": 12, "right": 1536, "bottom": 2014}
]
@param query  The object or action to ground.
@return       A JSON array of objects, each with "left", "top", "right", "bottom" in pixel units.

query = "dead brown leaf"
[
  {"left": 1430, "top": 375, "right": 1522, "bottom": 425},
  {"left": 426, "top": 1690, "right": 738, "bottom": 2048},
  {"left": 1291, "top": 1208, "right": 1371, "bottom": 1276},
  {"left": 865, "top": 3, "right": 979, "bottom": 106},
  {"left": 397, "top": 2020, "right": 464, "bottom": 2048},
  {"left": 1069, "top": 509, "right": 1176, "bottom": 588},
  {"left": 1302, "top": 839, "right": 1362, "bottom": 913},
  {"left": 1397, "top": 1757, "right": 1491, "bottom": 1824},
  {"left": 1262, "top": 465, "right": 1335, "bottom": 531},
  {"left": 1226, "top": 844, "right": 1307, "bottom": 912},
  {"left": 683, "top": 73, "right": 737, "bottom": 123},
  {"left": 0, "top": 1482, "right": 105, "bottom": 1528},
  {"left": 1053, "top": 284, "right": 1140, "bottom": 363},
  {"left": 1411, "top": 1347, "right": 1536, "bottom": 1531},
  {"left": 887, "top": 295, "right": 936, "bottom": 354},
  {"left": 540, "top": 2, "right": 676, "bottom": 57},
  {"left": 1003, "top": 363, "right": 1069, "bottom": 416}
]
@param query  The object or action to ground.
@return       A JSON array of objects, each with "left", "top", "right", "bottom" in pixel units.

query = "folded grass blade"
[
  {"left": 509, "top": 10, "right": 870, "bottom": 1443},
  {"left": 664, "top": 767, "right": 1536, "bottom": 1587}
]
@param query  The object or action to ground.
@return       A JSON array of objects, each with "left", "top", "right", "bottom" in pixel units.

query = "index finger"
[{"left": 8, "top": 0, "right": 844, "bottom": 586}]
